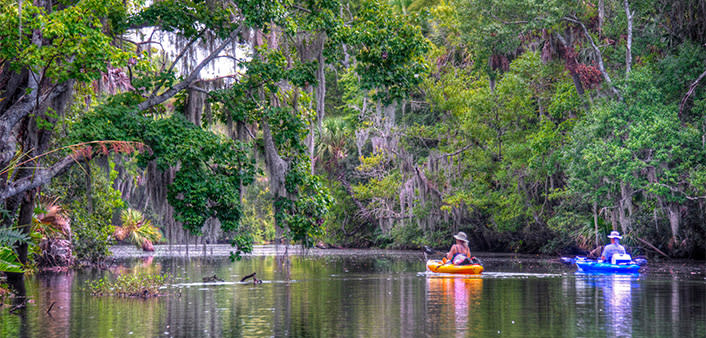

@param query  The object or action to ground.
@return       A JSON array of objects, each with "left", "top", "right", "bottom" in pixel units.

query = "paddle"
[
  {"left": 559, "top": 257, "right": 575, "bottom": 265},
  {"left": 422, "top": 246, "right": 453, "bottom": 270},
  {"left": 424, "top": 245, "right": 484, "bottom": 266}
]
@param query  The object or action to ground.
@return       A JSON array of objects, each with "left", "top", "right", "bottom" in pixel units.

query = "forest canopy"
[{"left": 1, "top": 0, "right": 706, "bottom": 279}]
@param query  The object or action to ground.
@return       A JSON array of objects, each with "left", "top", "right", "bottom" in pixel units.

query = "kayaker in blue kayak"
[
  {"left": 446, "top": 232, "right": 471, "bottom": 265},
  {"left": 601, "top": 231, "right": 627, "bottom": 263}
]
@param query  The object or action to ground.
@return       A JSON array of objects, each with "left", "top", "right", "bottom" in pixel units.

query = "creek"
[{"left": 2, "top": 245, "right": 705, "bottom": 337}]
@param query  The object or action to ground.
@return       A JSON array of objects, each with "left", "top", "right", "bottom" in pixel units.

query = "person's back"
[
  {"left": 602, "top": 242, "right": 626, "bottom": 262},
  {"left": 447, "top": 232, "right": 472, "bottom": 264},
  {"left": 601, "top": 231, "right": 626, "bottom": 263}
]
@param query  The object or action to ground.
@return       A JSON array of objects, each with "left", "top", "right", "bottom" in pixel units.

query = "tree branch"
[
  {"left": 149, "top": 31, "right": 204, "bottom": 97},
  {"left": 679, "top": 69, "right": 706, "bottom": 119},
  {"left": 1, "top": 140, "right": 149, "bottom": 201},
  {"left": 563, "top": 16, "right": 622, "bottom": 100},
  {"left": 0, "top": 154, "right": 83, "bottom": 201},
  {"left": 431, "top": 144, "right": 472, "bottom": 161},
  {"left": 635, "top": 236, "right": 670, "bottom": 259},
  {"left": 0, "top": 82, "right": 68, "bottom": 145},
  {"left": 136, "top": 27, "right": 242, "bottom": 111}
]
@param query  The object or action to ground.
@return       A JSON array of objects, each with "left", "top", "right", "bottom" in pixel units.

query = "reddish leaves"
[
  {"left": 576, "top": 63, "right": 602, "bottom": 89},
  {"left": 69, "top": 141, "right": 151, "bottom": 162}
]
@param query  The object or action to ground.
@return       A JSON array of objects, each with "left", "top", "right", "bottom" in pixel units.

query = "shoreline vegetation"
[
  {"left": 2, "top": 0, "right": 706, "bottom": 307},
  {"left": 85, "top": 273, "right": 168, "bottom": 298}
]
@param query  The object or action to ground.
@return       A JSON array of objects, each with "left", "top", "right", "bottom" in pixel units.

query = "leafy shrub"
[
  {"left": 66, "top": 161, "right": 125, "bottom": 263},
  {"left": 388, "top": 223, "right": 424, "bottom": 249},
  {"left": 86, "top": 272, "right": 168, "bottom": 298},
  {"left": 72, "top": 211, "right": 115, "bottom": 264}
]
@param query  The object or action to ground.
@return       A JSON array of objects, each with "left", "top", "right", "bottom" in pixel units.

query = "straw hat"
[
  {"left": 607, "top": 231, "right": 622, "bottom": 239},
  {"left": 453, "top": 231, "right": 469, "bottom": 243}
]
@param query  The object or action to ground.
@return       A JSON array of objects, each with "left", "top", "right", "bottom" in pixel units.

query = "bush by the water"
[{"left": 86, "top": 273, "right": 168, "bottom": 298}]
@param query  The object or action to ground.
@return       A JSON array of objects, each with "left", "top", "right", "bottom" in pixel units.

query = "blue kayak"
[{"left": 561, "top": 256, "right": 646, "bottom": 274}]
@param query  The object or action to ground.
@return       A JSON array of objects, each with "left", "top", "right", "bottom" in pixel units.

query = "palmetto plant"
[
  {"left": 33, "top": 198, "right": 71, "bottom": 240},
  {"left": 316, "top": 118, "right": 351, "bottom": 175},
  {"left": 31, "top": 198, "right": 75, "bottom": 267},
  {"left": 114, "top": 209, "right": 162, "bottom": 251}
]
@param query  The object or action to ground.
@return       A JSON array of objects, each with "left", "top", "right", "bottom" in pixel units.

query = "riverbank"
[
  {"left": 107, "top": 244, "right": 706, "bottom": 279},
  {"left": 108, "top": 244, "right": 421, "bottom": 258}
]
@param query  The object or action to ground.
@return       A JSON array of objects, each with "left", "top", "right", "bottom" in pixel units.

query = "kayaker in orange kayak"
[{"left": 446, "top": 232, "right": 471, "bottom": 265}]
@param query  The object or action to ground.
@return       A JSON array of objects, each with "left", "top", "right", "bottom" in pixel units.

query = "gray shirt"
[{"left": 602, "top": 243, "right": 626, "bottom": 262}]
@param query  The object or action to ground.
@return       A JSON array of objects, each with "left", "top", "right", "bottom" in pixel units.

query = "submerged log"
[
  {"left": 240, "top": 272, "right": 262, "bottom": 284},
  {"left": 203, "top": 274, "right": 224, "bottom": 282}
]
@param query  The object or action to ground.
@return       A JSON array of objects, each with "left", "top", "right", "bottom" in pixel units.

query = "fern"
[{"left": 0, "top": 228, "right": 30, "bottom": 247}]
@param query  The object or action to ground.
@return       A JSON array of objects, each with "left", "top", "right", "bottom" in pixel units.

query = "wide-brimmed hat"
[
  {"left": 453, "top": 231, "right": 468, "bottom": 243},
  {"left": 607, "top": 231, "right": 622, "bottom": 239}
]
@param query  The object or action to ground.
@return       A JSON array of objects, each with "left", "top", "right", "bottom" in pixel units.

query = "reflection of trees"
[
  {"left": 273, "top": 255, "right": 291, "bottom": 337},
  {"left": 37, "top": 272, "right": 74, "bottom": 338},
  {"left": 21, "top": 255, "right": 706, "bottom": 336},
  {"left": 164, "top": 257, "right": 223, "bottom": 337}
]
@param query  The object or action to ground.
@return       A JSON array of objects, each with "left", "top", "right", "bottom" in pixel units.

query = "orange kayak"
[{"left": 426, "top": 259, "right": 484, "bottom": 274}]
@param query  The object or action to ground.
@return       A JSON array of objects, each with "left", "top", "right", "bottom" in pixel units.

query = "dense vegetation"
[
  {"left": 1, "top": 0, "right": 705, "bottom": 294},
  {"left": 319, "top": 0, "right": 706, "bottom": 259}
]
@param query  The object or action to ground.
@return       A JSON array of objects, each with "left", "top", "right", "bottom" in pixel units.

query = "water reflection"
[
  {"left": 575, "top": 273, "right": 639, "bottom": 337},
  {"left": 426, "top": 277, "right": 483, "bottom": 336},
  {"left": 3, "top": 252, "right": 706, "bottom": 337}
]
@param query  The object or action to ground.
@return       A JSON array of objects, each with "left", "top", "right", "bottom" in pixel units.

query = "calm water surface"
[{"left": 2, "top": 245, "right": 705, "bottom": 337}]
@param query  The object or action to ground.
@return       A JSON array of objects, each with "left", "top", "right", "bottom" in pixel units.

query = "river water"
[{"left": 2, "top": 245, "right": 705, "bottom": 337}]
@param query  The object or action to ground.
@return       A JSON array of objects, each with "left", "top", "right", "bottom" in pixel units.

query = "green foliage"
[
  {"left": 322, "top": 180, "right": 375, "bottom": 247},
  {"left": 116, "top": 208, "right": 162, "bottom": 249},
  {"left": 70, "top": 96, "right": 256, "bottom": 255},
  {"left": 72, "top": 215, "right": 114, "bottom": 264},
  {"left": 0, "top": 246, "right": 23, "bottom": 273},
  {"left": 566, "top": 66, "right": 702, "bottom": 208},
  {"left": 0, "top": 0, "right": 130, "bottom": 82},
  {"left": 128, "top": 0, "right": 237, "bottom": 39},
  {"left": 336, "top": 0, "right": 430, "bottom": 101},
  {"left": 0, "top": 228, "right": 30, "bottom": 247},
  {"left": 654, "top": 42, "right": 706, "bottom": 121},
  {"left": 240, "top": 180, "right": 276, "bottom": 244},
  {"left": 277, "top": 162, "right": 334, "bottom": 247},
  {"left": 54, "top": 161, "right": 126, "bottom": 263},
  {"left": 86, "top": 272, "right": 168, "bottom": 298}
]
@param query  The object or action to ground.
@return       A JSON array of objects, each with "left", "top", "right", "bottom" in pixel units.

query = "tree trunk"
[
  {"left": 624, "top": 0, "right": 633, "bottom": 76},
  {"left": 667, "top": 202, "right": 681, "bottom": 244},
  {"left": 262, "top": 121, "right": 289, "bottom": 243},
  {"left": 598, "top": 0, "right": 605, "bottom": 35},
  {"left": 618, "top": 182, "right": 632, "bottom": 233},
  {"left": 593, "top": 200, "right": 599, "bottom": 247}
]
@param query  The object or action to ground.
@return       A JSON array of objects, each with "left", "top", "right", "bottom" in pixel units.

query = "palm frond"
[{"left": 0, "top": 246, "right": 24, "bottom": 273}]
